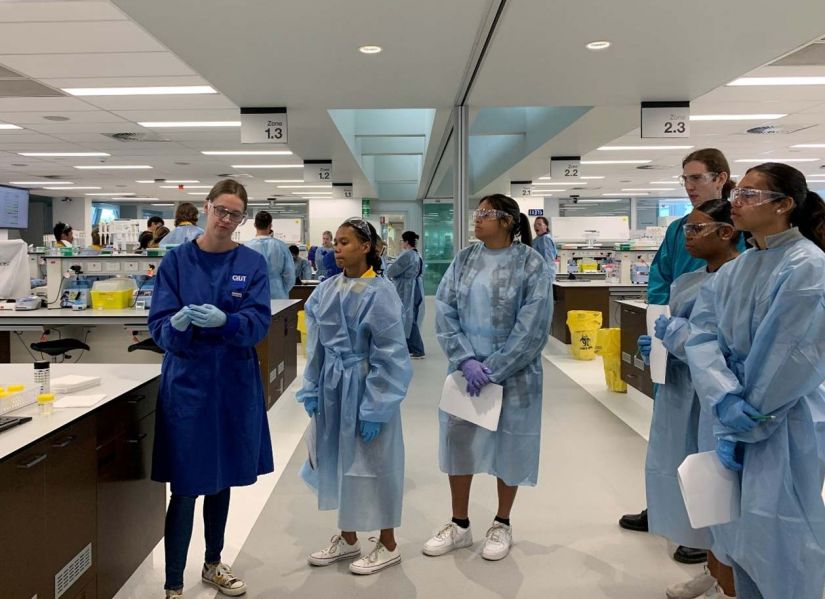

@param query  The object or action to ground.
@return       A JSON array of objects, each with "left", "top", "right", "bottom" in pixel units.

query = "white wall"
[
  {"left": 52, "top": 196, "right": 92, "bottom": 246},
  {"left": 308, "top": 198, "right": 361, "bottom": 246}
]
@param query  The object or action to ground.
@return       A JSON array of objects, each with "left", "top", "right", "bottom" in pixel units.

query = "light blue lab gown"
[
  {"left": 386, "top": 249, "right": 425, "bottom": 338},
  {"left": 244, "top": 236, "right": 295, "bottom": 300},
  {"left": 646, "top": 268, "right": 714, "bottom": 550},
  {"left": 685, "top": 228, "right": 825, "bottom": 599},
  {"left": 435, "top": 242, "right": 553, "bottom": 486},
  {"left": 532, "top": 233, "right": 558, "bottom": 264},
  {"left": 296, "top": 273, "right": 412, "bottom": 531},
  {"left": 159, "top": 223, "right": 204, "bottom": 247},
  {"left": 314, "top": 246, "right": 334, "bottom": 279},
  {"left": 294, "top": 256, "right": 312, "bottom": 281}
]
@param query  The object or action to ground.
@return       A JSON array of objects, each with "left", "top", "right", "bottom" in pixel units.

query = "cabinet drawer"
[{"left": 96, "top": 378, "right": 158, "bottom": 445}]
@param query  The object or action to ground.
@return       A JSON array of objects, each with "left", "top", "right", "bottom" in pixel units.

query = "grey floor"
[{"left": 231, "top": 305, "right": 700, "bottom": 598}]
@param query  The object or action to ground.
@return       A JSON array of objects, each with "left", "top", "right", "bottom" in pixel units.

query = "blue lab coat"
[
  {"left": 436, "top": 242, "right": 553, "bottom": 486},
  {"left": 314, "top": 246, "right": 334, "bottom": 279},
  {"left": 685, "top": 228, "right": 825, "bottom": 599},
  {"left": 149, "top": 240, "right": 274, "bottom": 496},
  {"left": 294, "top": 256, "right": 312, "bottom": 281},
  {"left": 386, "top": 249, "right": 425, "bottom": 338},
  {"left": 532, "top": 233, "right": 558, "bottom": 263},
  {"left": 244, "top": 236, "right": 295, "bottom": 300},
  {"left": 296, "top": 271, "right": 412, "bottom": 531}
]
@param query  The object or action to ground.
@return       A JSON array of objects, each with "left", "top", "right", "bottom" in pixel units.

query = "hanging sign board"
[
  {"left": 528, "top": 209, "right": 544, "bottom": 216},
  {"left": 641, "top": 101, "right": 690, "bottom": 138},
  {"left": 550, "top": 156, "right": 582, "bottom": 179},
  {"left": 332, "top": 182, "right": 353, "bottom": 199},
  {"left": 240, "top": 107, "right": 288, "bottom": 144},
  {"left": 510, "top": 181, "right": 533, "bottom": 198},
  {"left": 304, "top": 160, "right": 332, "bottom": 183}
]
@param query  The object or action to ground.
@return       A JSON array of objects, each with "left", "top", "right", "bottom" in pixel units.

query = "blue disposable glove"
[
  {"left": 715, "top": 394, "right": 763, "bottom": 433},
  {"left": 460, "top": 359, "right": 492, "bottom": 397},
  {"left": 303, "top": 397, "right": 319, "bottom": 418},
  {"left": 716, "top": 438, "right": 743, "bottom": 472},
  {"left": 170, "top": 307, "right": 192, "bottom": 332},
  {"left": 188, "top": 304, "right": 227, "bottom": 328},
  {"left": 637, "top": 335, "right": 651, "bottom": 365},
  {"left": 654, "top": 315, "right": 671, "bottom": 341},
  {"left": 360, "top": 420, "right": 382, "bottom": 443}
]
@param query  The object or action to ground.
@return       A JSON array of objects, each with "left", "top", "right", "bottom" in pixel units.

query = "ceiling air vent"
[
  {"left": 103, "top": 132, "right": 171, "bottom": 143},
  {"left": 746, "top": 124, "right": 816, "bottom": 135},
  {"left": 217, "top": 172, "right": 254, "bottom": 179},
  {"left": 636, "top": 164, "right": 671, "bottom": 170}
]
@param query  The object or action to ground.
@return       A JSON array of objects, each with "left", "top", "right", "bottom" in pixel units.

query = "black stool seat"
[
  {"left": 127, "top": 338, "right": 164, "bottom": 354},
  {"left": 31, "top": 338, "right": 90, "bottom": 357}
]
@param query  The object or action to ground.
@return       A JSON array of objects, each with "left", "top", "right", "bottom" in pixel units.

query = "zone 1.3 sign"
[
  {"left": 240, "top": 107, "right": 288, "bottom": 144},
  {"left": 641, "top": 101, "right": 690, "bottom": 138}
]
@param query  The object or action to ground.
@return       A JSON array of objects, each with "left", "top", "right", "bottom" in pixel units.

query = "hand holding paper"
[
  {"left": 440, "top": 371, "right": 503, "bottom": 431},
  {"left": 646, "top": 305, "right": 671, "bottom": 384}
]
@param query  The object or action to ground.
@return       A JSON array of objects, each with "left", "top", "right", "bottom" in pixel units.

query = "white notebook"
[
  {"left": 439, "top": 371, "right": 503, "bottom": 432},
  {"left": 678, "top": 451, "right": 741, "bottom": 529}
]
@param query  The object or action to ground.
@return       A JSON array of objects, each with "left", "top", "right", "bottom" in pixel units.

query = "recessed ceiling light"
[
  {"left": 792, "top": 144, "right": 825, "bottom": 149},
  {"left": 74, "top": 165, "right": 152, "bottom": 170},
  {"left": 303, "top": 196, "right": 335, "bottom": 199},
  {"left": 735, "top": 158, "right": 819, "bottom": 163},
  {"left": 0, "top": 123, "right": 21, "bottom": 130},
  {"left": 63, "top": 85, "right": 217, "bottom": 96},
  {"left": 649, "top": 181, "right": 677, "bottom": 184},
  {"left": 598, "top": 145, "right": 693, "bottom": 151},
  {"left": 582, "top": 160, "right": 652, "bottom": 165},
  {"left": 603, "top": 192, "right": 646, "bottom": 196},
  {"left": 359, "top": 45, "right": 382, "bottom": 54},
  {"left": 580, "top": 176, "right": 605, "bottom": 180},
  {"left": 202, "top": 150, "right": 293, "bottom": 156},
  {"left": 231, "top": 164, "right": 302, "bottom": 169},
  {"left": 85, "top": 192, "right": 136, "bottom": 196},
  {"left": 248, "top": 203, "right": 270, "bottom": 207},
  {"left": 729, "top": 77, "right": 825, "bottom": 86},
  {"left": 291, "top": 191, "right": 331, "bottom": 195},
  {"left": 578, "top": 199, "right": 624, "bottom": 203},
  {"left": 276, "top": 184, "right": 333, "bottom": 189},
  {"left": 10, "top": 181, "right": 74, "bottom": 186},
  {"left": 118, "top": 197, "right": 159, "bottom": 201},
  {"left": 264, "top": 179, "right": 304, "bottom": 183},
  {"left": 151, "top": 203, "right": 175, "bottom": 206},
  {"left": 690, "top": 114, "right": 786, "bottom": 121},
  {"left": 586, "top": 40, "right": 611, "bottom": 51},
  {"left": 138, "top": 121, "right": 241, "bottom": 128},
  {"left": 160, "top": 185, "right": 212, "bottom": 189},
  {"left": 622, "top": 187, "right": 676, "bottom": 191},
  {"left": 135, "top": 180, "right": 155, "bottom": 184},
  {"left": 18, "top": 152, "right": 110, "bottom": 157},
  {"left": 162, "top": 180, "right": 200, "bottom": 184},
  {"left": 42, "top": 186, "right": 102, "bottom": 190},
  {"left": 532, "top": 181, "right": 586, "bottom": 186}
]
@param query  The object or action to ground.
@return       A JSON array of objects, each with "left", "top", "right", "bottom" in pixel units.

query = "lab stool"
[
  {"left": 30, "top": 338, "right": 90, "bottom": 362},
  {"left": 127, "top": 338, "right": 164, "bottom": 355}
]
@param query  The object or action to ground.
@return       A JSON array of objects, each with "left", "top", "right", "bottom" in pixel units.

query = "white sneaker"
[
  {"left": 422, "top": 522, "right": 473, "bottom": 556},
  {"left": 702, "top": 583, "right": 736, "bottom": 598},
  {"left": 165, "top": 590, "right": 183, "bottom": 599},
  {"left": 667, "top": 566, "right": 717, "bottom": 599},
  {"left": 349, "top": 538, "right": 401, "bottom": 575},
  {"left": 307, "top": 534, "right": 362, "bottom": 566},
  {"left": 481, "top": 521, "right": 512, "bottom": 561},
  {"left": 201, "top": 562, "right": 246, "bottom": 596}
]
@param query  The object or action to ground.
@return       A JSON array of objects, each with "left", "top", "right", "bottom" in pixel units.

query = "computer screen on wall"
[{"left": 0, "top": 185, "right": 29, "bottom": 229}]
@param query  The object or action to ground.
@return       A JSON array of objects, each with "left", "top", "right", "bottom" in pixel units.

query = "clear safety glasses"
[
  {"left": 683, "top": 222, "right": 733, "bottom": 238},
  {"left": 728, "top": 187, "right": 787, "bottom": 208},
  {"left": 208, "top": 202, "right": 247, "bottom": 225},
  {"left": 473, "top": 208, "right": 509, "bottom": 221},
  {"left": 343, "top": 217, "right": 372, "bottom": 240},
  {"left": 679, "top": 172, "right": 719, "bottom": 187}
]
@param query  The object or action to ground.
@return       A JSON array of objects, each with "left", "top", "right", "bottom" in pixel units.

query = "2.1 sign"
[{"left": 240, "top": 107, "right": 288, "bottom": 144}]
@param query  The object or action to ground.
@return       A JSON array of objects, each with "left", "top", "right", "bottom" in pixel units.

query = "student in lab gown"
[
  {"left": 149, "top": 180, "right": 273, "bottom": 599},
  {"left": 160, "top": 202, "right": 205, "bottom": 247},
  {"left": 386, "top": 231, "right": 426, "bottom": 358},
  {"left": 244, "top": 210, "right": 295, "bottom": 300},
  {"left": 685, "top": 163, "right": 825, "bottom": 599},
  {"left": 531, "top": 216, "right": 558, "bottom": 273},
  {"left": 297, "top": 217, "right": 412, "bottom": 576},
  {"left": 425, "top": 194, "right": 552, "bottom": 562}
]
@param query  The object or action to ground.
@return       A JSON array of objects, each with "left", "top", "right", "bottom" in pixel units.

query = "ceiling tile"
[
  {"left": 0, "top": 21, "right": 165, "bottom": 54},
  {"left": 77, "top": 93, "right": 237, "bottom": 111},
  {"left": 0, "top": 110, "right": 127, "bottom": 125},
  {"left": 42, "top": 75, "right": 210, "bottom": 89},
  {"left": 0, "top": 2, "right": 127, "bottom": 23},
  {"left": 0, "top": 52, "right": 194, "bottom": 79}
]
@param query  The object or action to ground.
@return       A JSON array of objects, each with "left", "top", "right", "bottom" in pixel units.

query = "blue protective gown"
[
  {"left": 314, "top": 246, "right": 334, "bottom": 279},
  {"left": 296, "top": 271, "right": 412, "bottom": 531},
  {"left": 159, "top": 223, "right": 204, "bottom": 247},
  {"left": 646, "top": 268, "right": 714, "bottom": 550},
  {"left": 149, "top": 240, "right": 274, "bottom": 496},
  {"left": 435, "top": 242, "right": 553, "bottom": 486},
  {"left": 244, "top": 236, "right": 295, "bottom": 300},
  {"left": 648, "top": 216, "right": 706, "bottom": 304},
  {"left": 532, "top": 233, "right": 558, "bottom": 264},
  {"left": 386, "top": 249, "right": 425, "bottom": 338},
  {"left": 685, "top": 228, "right": 825, "bottom": 599},
  {"left": 294, "top": 256, "right": 312, "bottom": 281}
]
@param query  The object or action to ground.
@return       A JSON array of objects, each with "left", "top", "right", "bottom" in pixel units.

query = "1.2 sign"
[{"left": 240, "top": 107, "right": 288, "bottom": 144}]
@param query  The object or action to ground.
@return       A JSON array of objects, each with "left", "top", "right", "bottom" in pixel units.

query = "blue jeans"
[
  {"left": 407, "top": 300, "right": 425, "bottom": 356},
  {"left": 164, "top": 488, "right": 231, "bottom": 590}
]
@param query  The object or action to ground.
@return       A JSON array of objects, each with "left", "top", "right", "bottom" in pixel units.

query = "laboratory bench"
[
  {"left": 0, "top": 363, "right": 163, "bottom": 599},
  {"left": 551, "top": 282, "right": 648, "bottom": 344},
  {"left": 616, "top": 300, "right": 655, "bottom": 398},
  {"left": 289, "top": 281, "right": 319, "bottom": 311}
]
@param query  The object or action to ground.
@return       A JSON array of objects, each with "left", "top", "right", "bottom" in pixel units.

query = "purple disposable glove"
[{"left": 460, "top": 359, "right": 492, "bottom": 397}]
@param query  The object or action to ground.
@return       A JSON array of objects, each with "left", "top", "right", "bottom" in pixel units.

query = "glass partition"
[{"left": 423, "top": 200, "right": 454, "bottom": 294}]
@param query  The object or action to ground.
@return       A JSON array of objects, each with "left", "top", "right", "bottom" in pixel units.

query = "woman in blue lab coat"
[
  {"left": 297, "top": 217, "right": 412, "bottom": 576},
  {"left": 639, "top": 200, "right": 741, "bottom": 599},
  {"left": 149, "top": 179, "right": 273, "bottom": 598},
  {"left": 686, "top": 163, "right": 825, "bottom": 599},
  {"left": 426, "top": 194, "right": 552, "bottom": 562},
  {"left": 387, "top": 230, "right": 426, "bottom": 358},
  {"left": 160, "top": 202, "right": 205, "bottom": 247}
]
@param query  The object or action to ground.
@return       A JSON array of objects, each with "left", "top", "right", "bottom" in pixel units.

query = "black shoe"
[
  {"left": 618, "top": 509, "right": 648, "bottom": 532},
  {"left": 673, "top": 546, "right": 708, "bottom": 564}
]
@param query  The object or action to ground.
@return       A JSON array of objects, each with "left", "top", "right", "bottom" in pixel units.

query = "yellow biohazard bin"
[
  {"left": 595, "top": 328, "right": 628, "bottom": 393},
  {"left": 566, "top": 310, "right": 602, "bottom": 360},
  {"left": 297, "top": 310, "right": 307, "bottom": 357}
]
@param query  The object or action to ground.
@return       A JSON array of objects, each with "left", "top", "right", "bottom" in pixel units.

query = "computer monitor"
[{"left": 0, "top": 185, "right": 29, "bottom": 229}]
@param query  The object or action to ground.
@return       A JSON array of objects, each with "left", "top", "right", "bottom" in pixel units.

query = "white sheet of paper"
[
  {"left": 646, "top": 305, "right": 671, "bottom": 384},
  {"left": 306, "top": 416, "right": 317, "bottom": 471},
  {"left": 439, "top": 371, "right": 503, "bottom": 432},
  {"left": 55, "top": 394, "right": 107, "bottom": 408},
  {"left": 677, "top": 451, "right": 741, "bottom": 529}
]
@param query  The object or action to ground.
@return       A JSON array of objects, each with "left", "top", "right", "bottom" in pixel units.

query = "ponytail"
[
  {"left": 721, "top": 178, "right": 734, "bottom": 200},
  {"left": 797, "top": 191, "right": 825, "bottom": 252},
  {"left": 517, "top": 213, "right": 533, "bottom": 247}
]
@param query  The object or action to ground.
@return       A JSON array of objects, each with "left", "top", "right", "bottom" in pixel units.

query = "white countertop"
[
  {"left": 553, "top": 281, "right": 648, "bottom": 288},
  {"left": 617, "top": 300, "right": 649, "bottom": 309},
  {"left": 0, "top": 363, "right": 161, "bottom": 461}
]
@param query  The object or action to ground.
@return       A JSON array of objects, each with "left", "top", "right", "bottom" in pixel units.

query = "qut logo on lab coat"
[{"left": 230, "top": 274, "right": 248, "bottom": 293}]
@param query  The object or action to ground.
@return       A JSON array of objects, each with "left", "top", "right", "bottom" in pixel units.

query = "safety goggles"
[
  {"left": 208, "top": 201, "right": 247, "bottom": 225},
  {"left": 473, "top": 208, "right": 509, "bottom": 221},
  {"left": 679, "top": 172, "right": 719, "bottom": 186},
  {"left": 728, "top": 187, "right": 787, "bottom": 208},
  {"left": 343, "top": 217, "right": 372, "bottom": 240},
  {"left": 683, "top": 222, "right": 732, "bottom": 238}
]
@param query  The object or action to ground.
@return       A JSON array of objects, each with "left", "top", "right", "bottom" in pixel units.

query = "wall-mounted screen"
[{"left": 0, "top": 185, "right": 29, "bottom": 229}]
